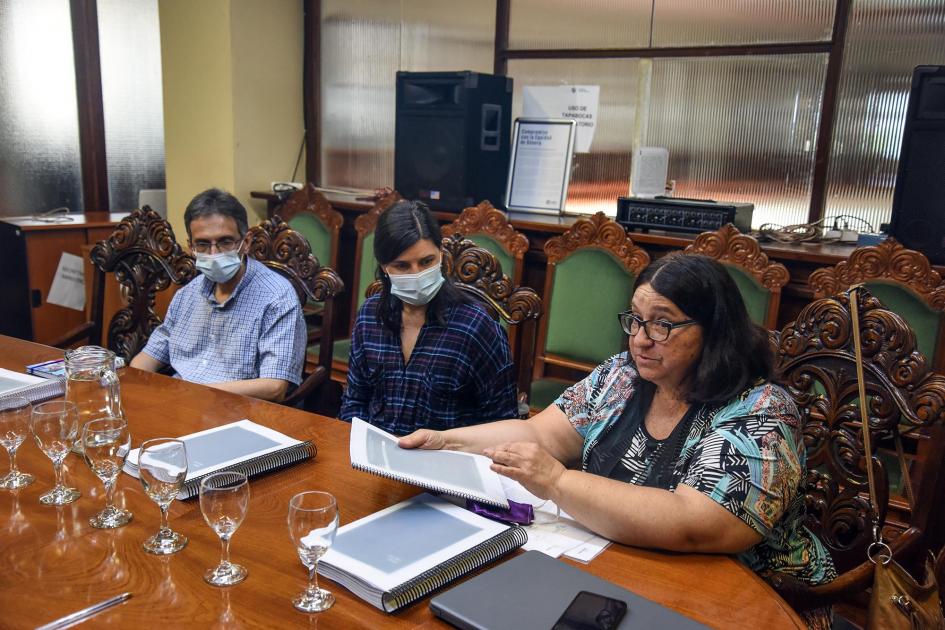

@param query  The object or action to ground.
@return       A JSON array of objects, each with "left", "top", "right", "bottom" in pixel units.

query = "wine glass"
[
  {"left": 82, "top": 416, "right": 132, "bottom": 528},
  {"left": 0, "top": 396, "right": 34, "bottom": 489},
  {"left": 31, "top": 401, "right": 81, "bottom": 505},
  {"left": 139, "top": 438, "right": 189, "bottom": 554},
  {"left": 199, "top": 471, "right": 250, "bottom": 586},
  {"left": 287, "top": 491, "right": 338, "bottom": 612}
]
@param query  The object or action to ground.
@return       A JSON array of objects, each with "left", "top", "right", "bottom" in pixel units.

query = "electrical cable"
[{"left": 30, "top": 206, "right": 74, "bottom": 223}]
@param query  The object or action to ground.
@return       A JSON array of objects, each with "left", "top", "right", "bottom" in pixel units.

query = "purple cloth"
[{"left": 467, "top": 499, "right": 534, "bottom": 525}]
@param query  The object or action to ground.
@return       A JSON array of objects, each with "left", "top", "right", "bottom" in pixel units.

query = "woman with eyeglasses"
[
  {"left": 400, "top": 253, "right": 835, "bottom": 628},
  {"left": 339, "top": 200, "right": 518, "bottom": 436}
]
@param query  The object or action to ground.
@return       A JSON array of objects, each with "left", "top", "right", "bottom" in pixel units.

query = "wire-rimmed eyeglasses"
[
  {"left": 617, "top": 311, "right": 698, "bottom": 342},
  {"left": 191, "top": 238, "right": 240, "bottom": 255}
]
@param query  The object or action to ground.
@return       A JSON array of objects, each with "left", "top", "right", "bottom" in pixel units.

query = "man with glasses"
[{"left": 130, "top": 188, "right": 306, "bottom": 402}]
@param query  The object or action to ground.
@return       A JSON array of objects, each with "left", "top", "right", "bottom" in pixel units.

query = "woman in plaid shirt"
[{"left": 339, "top": 200, "right": 519, "bottom": 436}]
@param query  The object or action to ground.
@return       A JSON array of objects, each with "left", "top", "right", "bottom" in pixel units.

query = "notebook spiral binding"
[
  {"left": 382, "top": 526, "right": 528, "bottom": 612},
  {"left": 351, "top": 461, "right": 507, "bottom": 509},
  {"left": 180, "top": 440, "right": 317, "bottom": 500},
  {"left": 0, "top": 378, "right": 66, "bottom": 404}
]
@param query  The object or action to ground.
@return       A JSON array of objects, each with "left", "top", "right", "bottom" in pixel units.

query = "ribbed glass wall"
[
  {"left": 508, "top": 58, "right": 642, "bottom": 215},
  {"left": 824, "top": 0, "right": 945, "bottom": 232},
  {"left": 652, "top": 0, "right": 835, "bottom": 46},
  {"left": 647, "top": 54, "right": 828, "bottom": 228},
  {"left": 0, "top": 0, "right": 83, "bottom": 216},
  {"left": 508, "top": 0, "right": 650, "bottom": 50},
  {"left": 98, "top": 0, "right": 166, "bottom": 212},
  {"left": 320, "top": 0, "right": 494, "bottom": 189}
]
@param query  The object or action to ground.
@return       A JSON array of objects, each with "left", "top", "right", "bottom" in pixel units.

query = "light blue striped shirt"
[{"left": 142, "top": 258, "right": 306, "bottom": 385}]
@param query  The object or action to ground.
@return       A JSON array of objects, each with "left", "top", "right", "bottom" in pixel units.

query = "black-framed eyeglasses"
[
  {"left": 617, "top": 311, "right": 698, "bottom": 342},
  {"left": 191, "top": 238, "right": 240, "bottom": 255}
]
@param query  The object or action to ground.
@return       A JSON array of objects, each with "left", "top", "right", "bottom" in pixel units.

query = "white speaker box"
[{"left": 630, "top": 147, "right": 669, "bottom": 198}]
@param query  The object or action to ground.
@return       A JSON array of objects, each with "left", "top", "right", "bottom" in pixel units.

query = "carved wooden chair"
[
  {"left": 684, "top": 223, "right": 789, "bottom": 330},
  {"left": 531, "top": 212, "right": 650, "bottom": 410},
  {"left": 441, "top": 201, "right": 529, "bottom": 286},
  {"left": 767, "top": 287, "right": 945, "bottom": 615},
  {"left": 808, "top": 238, "right": 945, "bottom": 372},
  {"left": 245, "top": 216, "right": 345, "bottom": 410},
  {"left": 278, "top": 183, "right": 343, "bottom": 269},
  {"left": 322, "top": 191, "right": 402, "bottom": 382},
  {"left": 50, "top": 206, "right": 197, "bottom": 361}
]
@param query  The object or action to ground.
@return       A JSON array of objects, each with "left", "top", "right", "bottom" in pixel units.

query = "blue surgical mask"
[
  {"left": 388, "top": 262, "right": 445, "bottom": 306},
  {"left": 195, "top": 250, "right": 243, "bottom": 284}
]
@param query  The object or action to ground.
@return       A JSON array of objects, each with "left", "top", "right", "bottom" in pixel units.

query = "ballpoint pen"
[{"left": 36, "top": 592, "right": 132, "bottom": 630}]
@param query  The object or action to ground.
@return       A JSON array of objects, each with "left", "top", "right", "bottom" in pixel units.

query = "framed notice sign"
[{"left": 505, "top": 118, "right": 576, "bottom": 215}]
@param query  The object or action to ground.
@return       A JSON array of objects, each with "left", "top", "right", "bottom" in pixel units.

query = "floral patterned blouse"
[{"left": 555, "top": 352, "right": 836, "bottom": 591}]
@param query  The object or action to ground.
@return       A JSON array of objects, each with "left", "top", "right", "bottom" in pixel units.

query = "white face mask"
[
  {"left": 387, "top": 262, "right": 445, "bottom": 306},
  {"left": 195, "top": 249, "right": 243, "bottom": 284}
]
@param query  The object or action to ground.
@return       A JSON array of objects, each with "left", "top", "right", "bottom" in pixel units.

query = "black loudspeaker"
[
  {"left": 395, "top": 71, "right": 512, "bottom": 211},
  {"left": 890, "top": 65, "right": 945, "bottom": 265}
]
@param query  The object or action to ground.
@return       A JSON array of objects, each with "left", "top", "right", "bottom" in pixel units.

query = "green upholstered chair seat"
[
  {"left": 333, "top": 337, "right": 351, "bottom": 365},
  {"left": 355, "top": 231, "right": 377, "bottom": 314},
  {"left": 529, "top": 378, "right": 574, "bottom": 411},
  {"left": 865, "top": 280, "right": 942, "bottom": 362},
  {"left": 725, "top": 264, "right": 771, "bottom": 327},
  {"left": 288, "top": 215, "right": 332, "bottom": 268},
  {"left": 545, "top": 248, "right": 635, "bottom": 366}
]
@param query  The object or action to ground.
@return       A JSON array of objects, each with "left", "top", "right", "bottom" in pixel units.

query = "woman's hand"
[
  {"left": 484, "top": 442, "right": 567, "bottom": 500},
  {"left": 398, "top": 429, "right": 447, "bottom": 450}
]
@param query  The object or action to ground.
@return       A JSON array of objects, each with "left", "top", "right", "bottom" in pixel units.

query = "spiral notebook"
[
  {"left": 318, "top": 493, "right": 527, "bottom": 612},
  {"left": 349, "top": 418, "right": 509, "bottom": 509},
  {"left": 0, "top": 368, "right": 65, "bottom": 403},
  {"left": 123, "top": 419, "right": 316, "bottom": 499}
]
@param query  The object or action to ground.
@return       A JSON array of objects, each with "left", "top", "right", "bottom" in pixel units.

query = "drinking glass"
[
  {"left": 82, "top": 416, "right": 132, "bottom": 528},
  {"left": 0, "top": 396, "right": 34, "bottom": 489},
  {"left": 287, "top": 491, "right": 338, "bottom": 612},
  {"left": 31, "top": 401, "right": 81, "bottom": 505},
  {"left": 199, "top": 471, "right": 249, "bottom": 586},
  {"left": 139, "top": 438, "right": 189, "bottom": 554}
]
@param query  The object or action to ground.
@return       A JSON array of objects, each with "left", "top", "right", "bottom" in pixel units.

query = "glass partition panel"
[
  {"left": 824, "top": 0, "right": 945, "bottom": 231},
  {"left": 0, "top": 0, "right": 83, "bottom": 216},
  {"left": 652, "top": 0, "right": 836, "bottom": 46},
  {"left": 508, "top": 58, "right": 643, "bottom": 216},
  {"left": 98, "top": 0, "right": 166, "bottom": 212},
  {"left": 320, "top": 0, "right": 494, "bottom": 189},
  {"left": 646, "top": 54, "right": 828, "bottom": 228},
  {"left": 509, "top": 0, "right": 650, "bottom": 50}
]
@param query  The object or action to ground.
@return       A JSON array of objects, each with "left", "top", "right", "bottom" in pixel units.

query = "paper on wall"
[
  {"left": 47, "top": 252, "right": 85, "bottom": 311},
  {"left": 522, "top": 85, "right": 600, "bottom": 153}
]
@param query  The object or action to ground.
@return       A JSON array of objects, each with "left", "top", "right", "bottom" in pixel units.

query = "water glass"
[
  {"left": 139, "top": 438, "right": 188, "bottom": 555},
  {"left": 31, "top": 401, "right": 81, "bottom": 505},
  {"left": 287, "top": 491, "right": 338, "bottom": 612},
  {"left": 199, "top": 471, "right": 249, "bottom": 586},
  {"left": 0, "top": 396, "right": 34, "bottom": 489},
  {"left": 82, "top": 416, "right": 132, "bottom": 528}
]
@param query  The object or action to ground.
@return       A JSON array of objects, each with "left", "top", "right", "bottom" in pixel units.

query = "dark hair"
[
  {"left": 633, "top": 253, "right": 772, "bottom": 404},
  {"left": 373, "top": 200, "right": 467, "bottom": 334},
  {"left": 183, "top": 188, "right": 249, "bottom": 239}
]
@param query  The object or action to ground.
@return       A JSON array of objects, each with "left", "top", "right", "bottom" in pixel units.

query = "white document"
[
  {"left": 349, "top": 418, "right": 509, "bottom": 508},
  {"left": 523, "top": 85, "right": 600, "bottom": 153},
  {"left": 46, "top": 252, "right": 86, "bottom": 311},
  {"left": 124, "top": 419, "right": 301, "bottom": 480},
  {"left": 0, "top": 368, "right": 47, "bottom": 396}
]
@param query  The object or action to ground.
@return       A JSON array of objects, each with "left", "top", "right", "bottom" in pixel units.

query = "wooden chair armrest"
[
  {"left": 47, "top": 322, "right": 95, "bottom": 349},
  {"left": 282, "top": 366, "right": 328, "bottom": 408}
]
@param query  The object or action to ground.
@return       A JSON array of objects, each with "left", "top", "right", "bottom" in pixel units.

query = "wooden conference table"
[{"left": 0, "top": 336, "right": 804, "bottom": 629}]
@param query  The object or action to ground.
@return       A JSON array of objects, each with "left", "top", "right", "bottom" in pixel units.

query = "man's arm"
[
  {"left": 129, "top": 352, "right": 166, "bottom": 373},
  {"left": 207, "top": 377, "right": 289, "bottom": 402}
]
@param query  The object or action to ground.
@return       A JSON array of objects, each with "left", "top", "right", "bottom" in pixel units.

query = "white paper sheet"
[
  {"left": 522, "top": 85, "right": 600, "bottom": 153},
  {"left": 47, "top": 252, "right": 86, "bottom": 311}
]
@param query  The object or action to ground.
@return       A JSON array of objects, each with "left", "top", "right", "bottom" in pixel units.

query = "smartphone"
[{"left": 551, "top": 590, "right": 628, "bottom": 630}]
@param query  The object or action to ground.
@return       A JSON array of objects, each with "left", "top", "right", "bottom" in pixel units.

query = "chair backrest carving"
[
  {"left": 351, "top": 191, "right": 402, "bottom": 318},
  {"left": 774, "top": 287, "right": 945, "bottom": 573},
  {"left": 684, "top": 223, "right": 789, "bottom": 329},
  {"left": 89, "top": 206, "right": 197, "bottom": 361},
  {"left": 277, "top": 184, "right": 343, "bottom": 269},
  {"left": 442, "top": 201, "right": 529, "bottom": 285}
]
